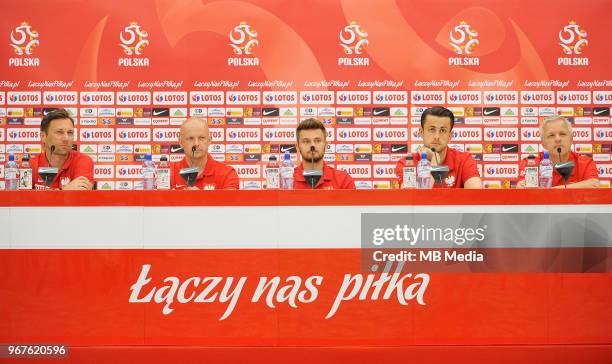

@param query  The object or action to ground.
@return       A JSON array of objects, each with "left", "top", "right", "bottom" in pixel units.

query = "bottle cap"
[
  {"left": 269, "top": 155, "right": 277, "bottom": 161},
  {"left": 160, "top": 155, "right": 168, "bottom": 162}
]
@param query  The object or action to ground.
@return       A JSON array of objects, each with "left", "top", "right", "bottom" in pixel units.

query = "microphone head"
[
  {"left": 191, "top": 145, "right": 197, "bottom": 153},
  {"left": 310, "top": 145, "right": 315, "bottom": 152},
  {"left": 430, "top": 147, "right": 436, "bottom": 153},
  {"left": 556, "top": 147, "right": 562, "bottom": 154},
  {"left": 50, "top": 145, "right": 56, "bottom": 153}
]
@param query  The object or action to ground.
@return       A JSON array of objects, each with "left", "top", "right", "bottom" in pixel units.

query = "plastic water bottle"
[
  {"left": 19, "top": 154, "right": 33, "bottom": 190},
  {"left": 539, "top": 150, "right": 553, "bottom": 188},
  {"left": 265, "top": 155, "right": 280, "bottom": 189},
  {"left": 155, "top": 155, "right": 170, "bottom": 190},
  {"left": 280, "top": 151, "right": 294, "bottom": 190},
  {"left": 142, "top": 154, "right": 156, "bottom": 190},
  {"left": 401, "top": 154, "right": 417, "bottom": 189},
  {"left": 524, "top": 154, "right": 539, "bottom": 188},
  {"left": 417, "top": 152, "right": 432, "bottom": 189},
  {"left": 4, "top": 154, "right": 19, "bottom": 190}
]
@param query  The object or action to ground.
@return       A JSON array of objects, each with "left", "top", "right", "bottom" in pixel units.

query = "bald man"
[{"left": 170, "top": 118, "right": 239, "bottom": 190}]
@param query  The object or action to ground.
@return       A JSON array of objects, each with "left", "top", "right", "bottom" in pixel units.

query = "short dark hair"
[
  {"left": 420, "top": 106, "right": 455, "bottom": 129},
  {"left": 40, "top": 108, "right": 75, "bottom": 133},
  {"left": 296, "top": 118, "right": 326, "bottom": 139}
]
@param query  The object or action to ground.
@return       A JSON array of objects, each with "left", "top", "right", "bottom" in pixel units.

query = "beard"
[{"left": 301, "top": 149, "right": 324, "bottom": 163}]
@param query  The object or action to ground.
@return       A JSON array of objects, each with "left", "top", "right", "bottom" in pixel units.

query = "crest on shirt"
[
  {"left": 445, "top": 175, "right": 456, "bottom": 187},
  {"left": 61, "top": 177, "right": 71, "bottom": 187}
]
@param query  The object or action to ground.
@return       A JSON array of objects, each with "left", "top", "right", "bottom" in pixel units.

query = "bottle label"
[
  {"left": 280, "top": 166, "right": 294, "bottom": 179},
  {"left": 402, "top": 167, "right": 417, "bottom": 189},
  {"left": 5, "top": 169, "right": 18, "bottom": 180},
  {"left": 265, "top": 167, "right": 280, "bottom": 189},
  {"left": 155, "top": 168, "right": 170, "bottom": 190},
  {"left": 524, "top": 167, "right": 539, "bottom": 188},
  {"left": 18, "top": 168, "right": 32, "bottom": 189},
  {"left": 143, "top": 170, "right": 155, "bottom": 179}
]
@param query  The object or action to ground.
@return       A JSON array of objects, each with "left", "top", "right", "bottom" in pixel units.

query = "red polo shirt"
[
  {"left": 30, "top": 150, "right": 94, "bottom": 190},
  {"left": 395, "top": 147, "right": 480, "bottom": 188},
  {"left": 170, "top": 154, "right": 239, "bottom": 190},
  {"left": 294, "top": 162, "right": 356, "bottom": 189},
  {"left": 518, "top": 151, "right": 599, "bottom": 187}
]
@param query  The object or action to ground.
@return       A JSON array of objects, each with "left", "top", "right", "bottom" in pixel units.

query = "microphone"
[
  {"left": 40, "top": 145, "right": 58, "bottom": 188},
  {"left": 179, "top": 146, "right": 201, "bottom": 187},
  {"left": 303, "top": 145, "right": 322, "bottom": 189},
  {"left": 428, "top": 146, "right": 449, "bottom": 187},
  {"left": 430, "top": 147, "right": 439, "bottom": 165},
  {"left": 553, "top": 146, "right": 574, "bottom": 188},
  {"left": 310, "top": 145, "right": 315, "bottom": 168}
]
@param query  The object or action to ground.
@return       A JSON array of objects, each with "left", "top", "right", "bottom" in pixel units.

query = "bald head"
[{"left": 179, "top": 117, "right": 211, "bottom": 160}]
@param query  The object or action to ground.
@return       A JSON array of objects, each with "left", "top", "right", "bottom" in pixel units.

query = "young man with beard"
[{"left": 293, "top": 118, "right": 355, "bottom": 189}]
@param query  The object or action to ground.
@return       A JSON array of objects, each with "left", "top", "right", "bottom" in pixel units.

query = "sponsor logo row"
[
  {"left": 1, "top": 126, "right": 612, "bottom": 142},
  {"left": 0, "top": 91, "right": 611, "bottom": 105}
]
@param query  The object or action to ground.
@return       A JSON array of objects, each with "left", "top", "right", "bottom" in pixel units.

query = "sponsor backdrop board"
[{"left": 0, "top": 1, "right": 611, "bottom": 189}]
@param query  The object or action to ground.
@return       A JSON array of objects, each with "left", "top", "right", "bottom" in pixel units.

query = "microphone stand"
[
  {"left": 429, "top": 147, "right": 449, "bottom": 187},
  {"left": 555, "top": 147, "right": 575, "bottom": 189}
]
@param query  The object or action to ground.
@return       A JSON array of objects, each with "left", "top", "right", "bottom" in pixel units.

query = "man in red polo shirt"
[
  {"left": 395, "top": 106, "right": 482, "bottom": 189},
  {"left": 293, "top": 118, "right": 355, "bottom": 189},
  {"left": 31, "top": 108, "right": 94, "bottom": 190},
  {"left": 517, "top": 115, "right": 599, "bottom": 188},
  {"left": 170, "top": 118, "right": 239, "bottom": 190}
]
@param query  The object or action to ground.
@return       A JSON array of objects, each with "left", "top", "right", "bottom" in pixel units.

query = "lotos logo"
[
  {"left": 300, "top": 91, "right": 334, "bottom": 104},
  {"left": 594, "top": 128, "right": 612, "bottom": 141},
  {"left": 117, "top": 92, "right": 151, "bottom": 105},
  {"left": 117, "top": 165, "right": 143, "bottom": 179},
  {"left": 7, "top": 92, "right": 41, "bottom": 104},
  {"left": 80, "top": 129, "right": 114, "bottom": 141},
  {"left": 10, "top": 21, "right": 39, "bottom": 56},
  {"left": 227, "top": 128, "right": 260, "bottom": 141},
  {"left": 117, "top": 128, "right": 150, "bottom": 141},
  {"left": 337, "top": 128, "right": 371, "bottom": 141},
  {"left": 263, "top": 92, "right": 297, "bottom": 105},
  {"left": 153, "top": 92, "right": 187, "bottom": 105},
  {"left": 521, "top": 91, "right": 555, "bottom": 104},
  {"left": 451, "top": 127, "right": 482, "bottom": 141},
  {"left": 521, "top": 128, "right": 541, "bottom": 140},
  {"left": 411, "top": 91, "right": 445, "bottom": 104},
  {"left": 337, "top": 164, "right": 371, "bottom": 178},
  {"left": 571, "top": 128, "right": 591, "bottom": 141},
  {"left": 374, "top": 128, "right": 407, "bottom": 141},
  {"left": 232, "top": 165, "right": 261, "bottom": 178},
  {"left": 7, "top": 128, "right": 40, "bottom": 141},
  {"left": 484, "top": 128, "right": 518, "bottom": 140},
  {"left": 43, "top": 92, "right": 77, "bottom": 105},
  {"left": 449, "top": 21, "right": 478, "bottom": 55},
  {"left": 226, "top": 92, "right": 260, "bottom": 104},
  {"left": 81, "top": 92, "right": 114, "bottom": 105},
  {"left": 337, "top": 91, "right": 371, "bottom": 104},
  {"left": 448, "top": 91, "right": 481, "bottom": 104},
  {"left": 557, "top": 91, "right": 591, "bottom": 104},
  {"left": 190, "top": 91, "right": 224, "bottom": 105},
  {"left": 339, "top": 21, "right": 368, "bottom": 55},
  {"left": 119, "top": 22, "right": 149, "bottom": 56},
  {"left": 153, "top": 129, "right": 180, "bottom": 141},
  {"left": 262, "top": 128, "right": 295, "bottom": 141},
  {"left": 594, "top": 91, "right": 612, "bottom": 104},
  {"left": 229, "top": 21, "right": 258, "bottom": 55},
  {"left": 485, "top": 91, "right": 517, "bottom": 104},
  {"left": 373, "top": 91, "right": 408, "bottom": 105},
  {"left": 484, "top": 164, "right": 518, "bottom": 178},
  {"left": 559, "top": 21, "right": 587, "bottom": 55}
]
